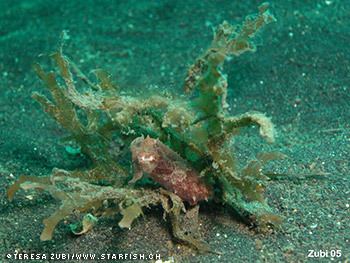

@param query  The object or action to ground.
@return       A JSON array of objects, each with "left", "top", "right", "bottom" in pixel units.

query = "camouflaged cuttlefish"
[{"left": 130, "top": 136, "right": 211, "bottom": 205}]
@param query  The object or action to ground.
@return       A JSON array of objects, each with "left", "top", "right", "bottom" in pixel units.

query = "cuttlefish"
[{"left": 130, "top": 136, "right": 211, "bottom": 205}]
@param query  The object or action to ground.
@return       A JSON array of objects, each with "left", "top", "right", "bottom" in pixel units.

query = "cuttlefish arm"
[{"left": 129, "top": 159, "right": 144, "bottom": 184}]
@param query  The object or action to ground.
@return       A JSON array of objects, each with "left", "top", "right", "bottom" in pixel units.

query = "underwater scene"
[{"left": 0, "top": 0, "right": 349, "bottom": 262}]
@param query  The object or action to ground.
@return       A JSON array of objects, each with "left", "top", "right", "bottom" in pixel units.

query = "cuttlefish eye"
[
  {"left": 131, "top": 137, "right": 144, "bottom": 148},
  {"left": 138, "top": 153, "right": 156, "bottom": 163}
]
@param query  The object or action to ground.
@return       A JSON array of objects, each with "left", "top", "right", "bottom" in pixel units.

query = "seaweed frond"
[
  {"left": 184, "top": 2, "right": 276, "bottom": 115},
  {"left": 8, "top": 3, "right": 283, "bottom": 252}
]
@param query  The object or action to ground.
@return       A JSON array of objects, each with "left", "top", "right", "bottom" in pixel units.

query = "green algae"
[{"left": 8, "top": 3, "right": 282, "bottom": 252}]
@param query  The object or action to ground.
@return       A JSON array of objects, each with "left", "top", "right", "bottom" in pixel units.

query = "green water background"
[{"left": 0, "top": 0, "right": 349, "bottom": 262}]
